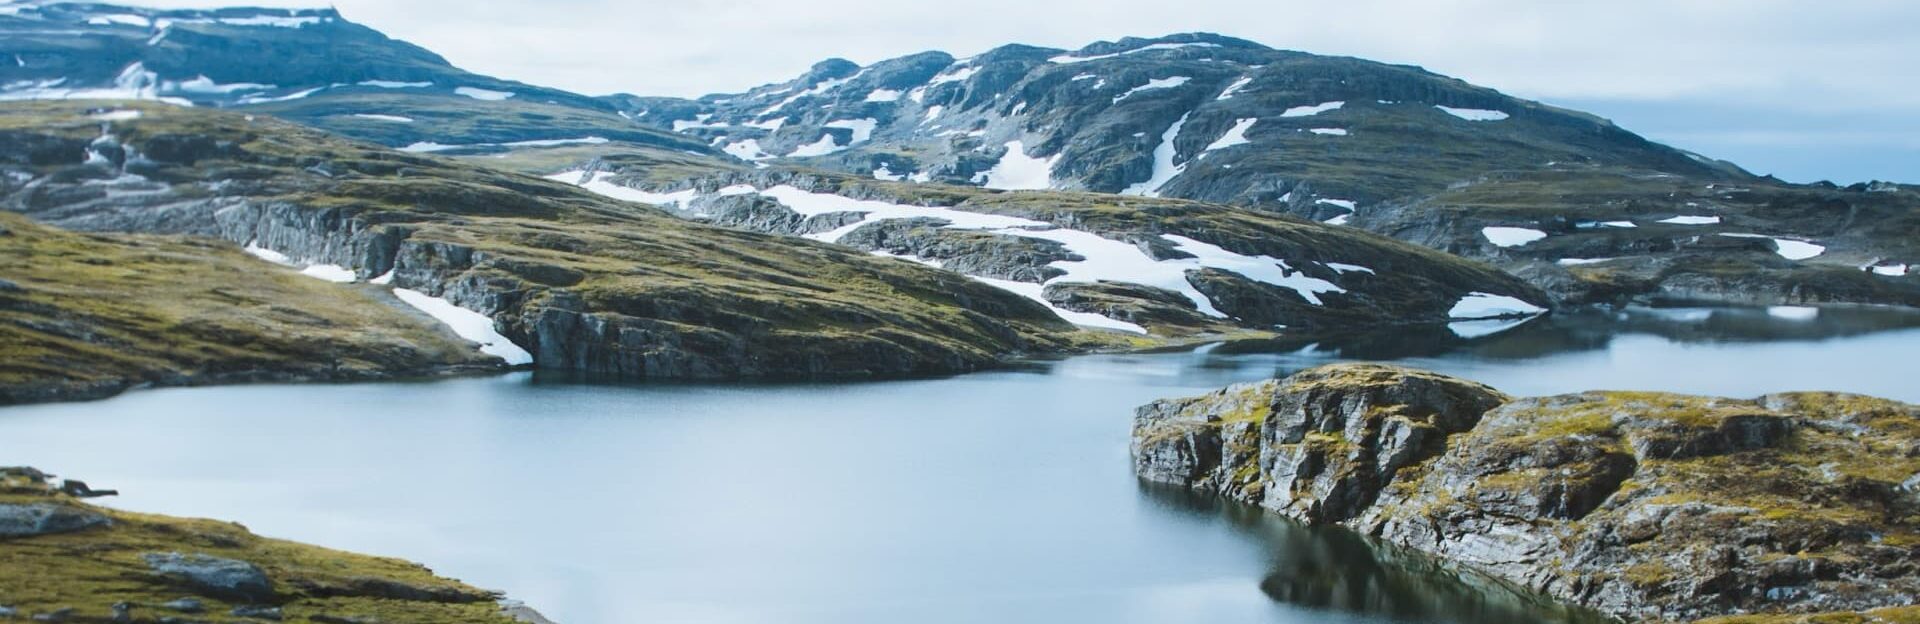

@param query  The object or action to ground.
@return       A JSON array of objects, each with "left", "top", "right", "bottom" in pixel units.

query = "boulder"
[
  {"left": 142, "top": 553, "right": 275, "bottom": 602},
  {"left": 0, "top": 503, "right": 109, "bottom": 538}
]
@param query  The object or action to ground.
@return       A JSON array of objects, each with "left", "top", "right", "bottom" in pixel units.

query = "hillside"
[{"left": 0, "top": 100, "right": 1091, "bottom": 383}]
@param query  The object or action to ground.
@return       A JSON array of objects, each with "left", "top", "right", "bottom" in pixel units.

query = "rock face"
[
  {"left": 837, "top": 217, "right": 1080, "bottom": 283},
  {"left": 143, "top": 553, "right": 276, "bottom": 602},
  {"left": 1134, "top": 364, "right": 1920, "bottom": 622},
  {"left": 0, "top": 503, "right": 109, "bottom": 538}
]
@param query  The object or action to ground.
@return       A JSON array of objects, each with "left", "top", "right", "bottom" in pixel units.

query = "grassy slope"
[
  {"left": 0, "top": 212, "right": 499, "bottom": 403},
  {"left": 0, "top": 468, "right": 518, "bottom": 623},
  {"left": 1, "top": 101, "right": 1099, "bottom": 381}
]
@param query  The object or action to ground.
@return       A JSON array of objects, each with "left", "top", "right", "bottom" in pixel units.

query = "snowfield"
[
  {"left": 1122, "top": 113, "right": 1191, "bottom": 196},
  {"left": 1435, "top": 106, "right": 1509, "bottom": 121},
  {"left": 981, "top": 141, "right": 1058, "bottom": 190},
  {"left": 1203, "top": 118, "right": 1258, "bottom": 152},
  {"left": 453, "top": 86, "right": 514, "bottom": 101},
  {"left": 1718, "top": 233, "right": 1825, "bottom": 260},
  {"left": 1280, "top": 101, "right": 1343, "bottom": 117},
  {"left": 557, "top": 176, "right": 1398, "bottom": 332},
  {"left": 393, "top": 289, "right": 534, "bottom": 364},
  {"left": 1481, "top": 227, "right": 1548, "bottom": 248},
  {"left": 1449, "top": 292, "right": 1546, "bottom": 319}
]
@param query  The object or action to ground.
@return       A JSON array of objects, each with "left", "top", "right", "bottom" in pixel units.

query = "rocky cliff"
[{"left": 1133, "top": 364, "right": 1920, "bottom": 622}]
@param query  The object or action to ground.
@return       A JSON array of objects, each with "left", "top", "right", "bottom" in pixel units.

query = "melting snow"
[
  {"left": 174, "top": 75, "right": 273, "bottom": 94},
  {"left": 401, "top": 136, "right": 608, "bottom": 153},
  {"left": 824, "top": 118, "right": 879, "bottom": 143},
  {"left": 927, "top": 65, "right": 978, "bottom": 85},
  {"left": 1449, "top": 292, "right": 1546, "bottom": 319},
  {"left": 1659, "top": 215, "right": 1720, "bottom": 225},
  {"left": 981, "top": 141, "right": 1058, "bottom": 190},
  {"left": 863, "top": 89, "right": 900, "bottom": 103},
  {"left": 392, "top": 289, "right": 534, "bottom": 365},
  {"left": 88, "top": 109, "right": 142, "bottom": 121},
  {"left": 299, "top": 264, "right": 356, "bottom": 283},
  {"left": 545, "top": 171, "right": 697, "bottom": 209},
  {"left": 1481, "top": 227, "right": 1548, "bottom": 248},
  {"left": 722, "top": 139, "right": 773, "bottom": 161},
  {"left": 453, "top": 86, "right": 514, "bottom": 101},
  {"left": 1767, "top": 306, "right": 1819, "bottom": 321},
  {"left": 1280, "top": 101, "right": 1344, "bottom": 117},
  {"left": 872, "top": 165, "right": 903, "bottom": 181},
  {"left": 788, "top": 134, "right": 844, "bottom": 157},
  {"left": 243, "top": 243, "right": 294, "bottom": 265},
  {"left": 1216, "top": 76, "right": 1253, "bottom": 100},
  {"left": 1203, "top": 118, "right": 1258, "bottom": 152},
  {"left": 1112, "top": 76, "right": 1190, "bottom": 103},
  {"left": 235, "top": 86, "right": 324, "bottom": 105},
  {"left": 352, "top": 113, "right": 413, "bottom": 123},
  {"left": 1436, "top": 106, "right": 1509, "bottom": 121},
  {"left": 969, "top": 276, "right": 1147, "bottom": 334},
  {"left": 1325, "top": 263, "right": 1374, "bottom": 274},
  {"left": 1557, "top": 258, "right": 1615, "bottom": 266},
  {"left": 1449, "top": 317, "right": 1538, "bottom": 338},
  {"left": 1309, "top": 128, "right": 1348, "bottom": 136},
  {"left": 1718, "top": 233, "right": 1825, "bottom": 260},
  {"left": 1121, "top": 113, "right": 1191, "bottom": 196}
]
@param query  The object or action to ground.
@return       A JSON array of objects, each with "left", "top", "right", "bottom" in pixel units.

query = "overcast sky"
[{"left": 121, "top": 0, "right": 1919, "bottom": 184}]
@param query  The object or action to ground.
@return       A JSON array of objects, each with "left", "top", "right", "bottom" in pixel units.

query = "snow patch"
[
  {"left": 1481, "top": 226, "right": 1548, "bottom": 248},
  {"left": 1112, "top": 76, "right": 1190, "bottom": 103},
  {"left": 1436, "top": 106, "right": 1509, "bottom": 121},
  {"left": 546, "top": 171, "right": 698, "bottom": 209},
  {"left": 1308, "top": 128, "right": 1347, "bottom": 136},
  {"left": 453, "top": 86, "right": 514, "bottom": 101},
  {"left": 1658, "top": 215, "right": 1720, "bottom": 225},
  {"left": 1280, "top": 101, "right": 1344, "bottom": 117},
  {"left": 1870, "top": 264, "right": 1909, "bottom": 277},
  {"left": 299, "top": 264, "right": 356, "bottom": 283},
  {"left": 1203, "top": 118, "right": 1257, "bottom": 152},
  {"left": 1121, "top": 113, "right": 1190, "bottom": 197},
  {"left": 392, "top": 289, "right": 533, "bottom": 364},
  {"left": 863, "top": 89, "right": 900, "bottom": 102},
  {"left": 1449, "top": 292, "right": 1547, "bottom": 319},
  {"left": 359, "top": 80, "right": 432, "bottom": 89},
  {"left": 1718, "top": 233, "right": 1825, "bottom": 260},
  {"left": 1767, "top": 306, "right": 1820, "bottom": 321},
  {"left": 1216, "top": 76, "right": 1253, "bottom": 100},
  {"left": 1050, "top": 42, "right": 1221, "bottom": 64},
  {"left": 788, "top": 134, "right": 844, "bottom": 157},
  {"left": 824, "top": 118, "right": 879, "bottom": 144},
  {"left": 981, "top": 141, "right": 1058, "bottom": 190},
  {"left": 352, "top": 113, "right": 413, "bottom": 123}
]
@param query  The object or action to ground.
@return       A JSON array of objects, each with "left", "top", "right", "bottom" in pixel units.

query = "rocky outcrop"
[
  {"left": 1134, "top": 364, "right": 1920, "bottom": 622},
  {"left": 0, "top": 503, "right": 109, "bottom": 538},
  {"left": 143, "top": 553, "right": 276, "bottom": 602},
  {"left": 1042, "top": 281, "right": 1217, "bottom": 332},
  {"left": 838, "top": 217, "right": 1079, "bottom": 283}
]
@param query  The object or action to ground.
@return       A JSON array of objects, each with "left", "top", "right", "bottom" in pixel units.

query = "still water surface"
[{"left": 6, "top": 306, "right": 1920, "bottom": 624}]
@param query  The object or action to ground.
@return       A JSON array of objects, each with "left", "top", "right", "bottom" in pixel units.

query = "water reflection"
[{"left": 1138, "top": 484, "right": 1612, "bottom": 624}]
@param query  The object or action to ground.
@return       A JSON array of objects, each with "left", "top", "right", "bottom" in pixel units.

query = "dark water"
[{"left": 5, "top": 305, "right": 1919, "bottom": 624}]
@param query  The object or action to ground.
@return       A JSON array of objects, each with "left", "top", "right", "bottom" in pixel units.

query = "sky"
[{"left": 115, "top": 0, "right": 1919, "bottom": 184}]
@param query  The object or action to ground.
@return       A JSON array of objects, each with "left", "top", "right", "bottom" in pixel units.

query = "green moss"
[{"left": 0, "top": 469, "right": 515, "bottom": 623}]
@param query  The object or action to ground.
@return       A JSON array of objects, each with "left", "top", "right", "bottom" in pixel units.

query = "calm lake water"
[{"left": 6, "top": 306, "right": 1920, "bottom": 624}]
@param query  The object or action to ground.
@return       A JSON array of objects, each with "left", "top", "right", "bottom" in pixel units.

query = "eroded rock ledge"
[{"left": 1133, "top": 364, "right": 1920, "bottom": 622}]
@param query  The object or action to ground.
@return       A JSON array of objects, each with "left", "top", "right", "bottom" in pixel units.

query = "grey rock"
[
  {"left": 229, "top": 605, "right": 283, "bottom": 620},
  {"left": 160, "top": 598, "right": 204, "bottom": 613},
  {"left": 27, "top": 609, "right": 70, "bottom": 623},
  {"left": 143, "top": 553, "right": 275, "bottom": 602},
  {"left": 0, "top": 503, "right": 109, "bottom": 538}
]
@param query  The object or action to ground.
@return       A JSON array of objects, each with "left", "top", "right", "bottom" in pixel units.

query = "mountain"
[
  {"left": 0, "top": 1, "right": 707, "bottom": 152},
  {"left": 613, "top": 33, "right": 1920, "bottom": 308}
]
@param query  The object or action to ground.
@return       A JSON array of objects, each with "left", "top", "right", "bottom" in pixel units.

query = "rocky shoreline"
[{"left": 1132, "top": 363, "right": 1920, "bottom": 622}]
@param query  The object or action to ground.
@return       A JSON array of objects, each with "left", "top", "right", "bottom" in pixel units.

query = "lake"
[{"left": 6, "top": 305, "right": 1919, "bottom": 624}]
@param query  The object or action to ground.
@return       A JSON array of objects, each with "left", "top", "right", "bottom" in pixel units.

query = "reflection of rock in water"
[
  {"left": 1136, "top": 482, "right": 1610, "bottom": 624},
  {"left": 1203, "top": 305, "right": 1920, "bottom": 362}
]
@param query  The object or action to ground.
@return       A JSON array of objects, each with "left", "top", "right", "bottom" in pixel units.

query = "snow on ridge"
[
  {"left": 392, "top": 288, "right": 534, "bottom": 365},
  {"left": 1203, "top": 118, "right": 1257, "bottom": 152},
  {"left": 1280, "top": 101, "right": 1343, "bottom": 117},
  {"left": 1436, "top": 106, "right": 1509, "bottom": 121},
  {"left": 1122, "top": 113, "right": 1191, "bottom": 197},
  {"left": 453, "top": 86, "right": 514, "bottom": 101},
  {"left": 1049, "top": 42, "right": 1221, "bottom": 64},
  {"left": 927, "top": 65, "right": 978, "bottom": 86},
  {"left": 1112, "top": 76, "right": 1190, "bottom": 103},
  {"left": 1216, "top": 76, "right": 1253, "bottom": 100},
  {"left": 981, "top": 140, "right": 1058, "bottom": 190},
  {"left": 863, "top": 88, "right": 900, "bottom": 102},
  {"left": 1481, "top": 226, "right": 1548, "bottom": 248}
]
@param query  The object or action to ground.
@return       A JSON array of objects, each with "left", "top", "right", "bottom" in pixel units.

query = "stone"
[
  {"left": 143, "top": 553, "right": 275, "bottom": 602},
  {"left": 27, "top": 609, "right": 70, "bottom": 623},
  {"left": 229, "top": 605, "right": 283, "bottom": 621},
  {"left": 0, "top": 503, "right": 109, "bottom": 538},
  {"left": 159, "top": 598, "right": 204, "bottom": 613}
]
